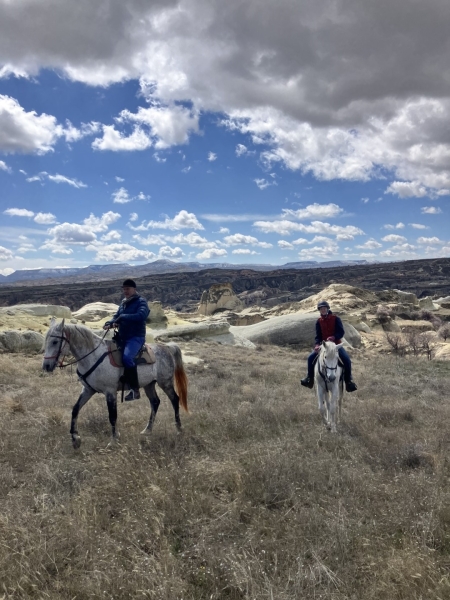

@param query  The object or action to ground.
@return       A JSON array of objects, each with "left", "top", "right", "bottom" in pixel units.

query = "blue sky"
[{"left": 0, "top": 0, "right": 449, "bottom": 275}]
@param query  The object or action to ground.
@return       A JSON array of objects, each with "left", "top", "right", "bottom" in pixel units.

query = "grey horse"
[{"left": 42, "top": 318, "right": 188, "bottom": 448}]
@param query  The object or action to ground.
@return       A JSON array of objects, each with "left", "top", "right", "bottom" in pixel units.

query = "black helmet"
[{"left": 317, "top": 300, "right": 330, "bottom": 310}]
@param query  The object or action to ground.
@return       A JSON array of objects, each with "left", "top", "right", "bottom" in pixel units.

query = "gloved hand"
[
  {"left": 103, "top": 320, "right": 115, "bottom": 330},
  {"left": 314, "top": 344, "right": 321, "bottom": 353},
  {"left": 326, "top": 336, "right": 335, "bottom": 342}
]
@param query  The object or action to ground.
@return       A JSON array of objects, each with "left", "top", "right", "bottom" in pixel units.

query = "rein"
[{"left": 317, "top": 349, "right": 339, "bottom": 393}]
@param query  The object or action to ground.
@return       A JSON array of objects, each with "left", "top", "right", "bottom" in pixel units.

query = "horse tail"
[{"left": 167, "top": 343, "right": 189, "bottom": 413}]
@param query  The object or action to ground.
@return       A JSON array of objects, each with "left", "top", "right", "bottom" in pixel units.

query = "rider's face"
[
  {"left": 319, "top": 306, "right": 329, "bottom": 316},
  {"left": 122, "top": 286, "right": 136, "bottom": 299}
]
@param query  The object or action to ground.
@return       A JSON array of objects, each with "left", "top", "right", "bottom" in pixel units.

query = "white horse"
[
  {"left": 314, "top": 340, "right": 344, "bottom": 433},
  {"left": 42, "top": 319, "right": 188, "bottom": 448}
]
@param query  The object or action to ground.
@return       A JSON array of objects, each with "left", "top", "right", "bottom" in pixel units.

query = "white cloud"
[
  {"left": 236, "top": 144, "right": 248, "bottom": 157},
  {"left": 281, "top": 203, "right": 343, "bottom": 220},
  {"left": 223, "top": 233, "right": 272, "bottom": 248},
  {"left": 383, "top": 222, "right": 405, "bottom": 230},
  {"left": 421, "top": 206, "right": 442, "bottom": 214},
  {"left": 417, "top": 236, "right": 445, "bottom": 245},
  {"left": 409, "top": 223, "right": 428, "bottom": 229},
  {"left": 158, "top": 245, "right": 184, "bottom": 259},
  {"left": 4, "top": 207, "right": 34, "bottom": 217},
  {"left": 381, "top": 234, "right": 407, "bottom": 243},
  {"left": 254, "top": 219, "right": 364, "bottom": 238},
  {"left": 196, "top": 248, "right": 227, "bottom": 260},
  {"left": 140, "top": 210, "right": 204, "bottom": 231},
  {"left": 132, "top": 234, "right": 168, "bottom": 246},
  {"left": 385, "top": 181, "right": 429, "bottom": 198},
  {"left": 292, "top": 238, "right": 309, "bottom": 245},
  {"left": 182, "top": 166, "right": 191, "bottom": 173},
  {"left": 170, "top": 232, "right": 217, "bottom": 249},
  {"left": 0, "top": 160, "right": 11, "bottom": 173},
  {"left": 26, "top": 171, "right": 87, "bottom": 188},
  {"left": 129, "top": 212, "right": 138, "bottom": 222},
  {"left": 278, "top": 240, "right": 294, "bottom": 250},
  {"left": 218, "top": 227, "right": 230, "bottom": 234},
  {"left": 46, "top": 211, "right": 121, "bottom": 245},
  {"left": 34, "top": 212, "right": 57, "bottom": 225},
  {"left": 208, "top": 152, "right": 217, "bottom": 161},
  {"left": 202, "top": 213, "right": 272, "bottom": 222},
  {"left": 361, "top": 197, "right": 369, "bottom": 204},
  {"left": 232, "top": 249, "right": 259, "bottom": 255},
  {"left": 89, "top": 243, "right": 156, "bottom": 263},
  {"left": 92, "top": 126, "right": 152, "bottom": 151},
  {"left": 254, "top": 178, "right": 276, "bottom": 190},
  {"left": 101, "top": 230, "right": 121, "bottom": 242},
  {"left": 111, "top": 187, "right": 149, "bottom": 204},
  {"left": 356, "top": 239, "right": 382, "bottom": 249},
  {"left": 0, "top": 267, "right": 15, "bottom": 275},
  {"left": 0, "top": 95, "right": 63, "bottom": 154},
  {"left": 115, "top": 176, "right": 125, "bottom": 182},
  {"left": 0, "top": 245, "right": 14, "bottom": 260}
]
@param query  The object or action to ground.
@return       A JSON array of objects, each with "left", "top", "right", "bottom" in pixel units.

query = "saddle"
[{"left": 107, "top": 340, "right": 156, "bottom": 368}]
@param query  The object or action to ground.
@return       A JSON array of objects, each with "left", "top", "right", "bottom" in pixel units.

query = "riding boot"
[
  {"left": 301, "top": 352, "right": 316, "bottom": 389},
  {"left": 124, "top": 366, "right": 140, "bottom": 401}
]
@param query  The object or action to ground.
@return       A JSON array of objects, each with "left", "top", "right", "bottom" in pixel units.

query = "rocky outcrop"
[
  {"left": 72, "top": 302, "right": 119, "bottom": 322},
  {"left": 147, "top": 301, "right": 167, "bottom": 324},
  {"left": 0, "top": 304, "right": 71, "bottom": 318},
  {"left": 154, "top": 321, "right": 230, "bottom": 341},
  {"left": 197, "top": 283, "right": 243, "bottom": 316},
  {"left": 229, "top": 313, "right": 361, "bottom": 348},
  {"left": 0, "top": 330, "right": 45, "bottom": 353}
]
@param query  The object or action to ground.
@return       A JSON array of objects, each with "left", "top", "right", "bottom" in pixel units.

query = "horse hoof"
[
  {"left": 72, "top": 435, "right": 81, "bottom": 449},
  {"left": 140, "top": 428, "right": 152, "bottom": 436}
]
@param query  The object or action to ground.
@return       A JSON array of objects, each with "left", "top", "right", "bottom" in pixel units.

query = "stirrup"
[{"left": 124, "top": 389, "right": 140, "bottom": 401}]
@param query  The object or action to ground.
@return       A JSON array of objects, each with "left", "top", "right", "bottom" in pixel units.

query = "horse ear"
[{"left": 335, "top": 342, "right": 344, "bottom": 349}]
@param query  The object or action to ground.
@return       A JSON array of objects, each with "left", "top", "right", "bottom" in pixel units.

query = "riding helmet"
[{"left": 317, "top": 300, "right": 330, "bottom": 310}]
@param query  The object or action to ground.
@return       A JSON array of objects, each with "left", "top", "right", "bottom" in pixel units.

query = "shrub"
[
  {"left": 376, "top": 304, "right": 393, "bottom": 323},
  {"left": 437, "top": 323, "right": 450, "bottom": 341},
  {"left": 386, "top": 333, "right": 406, "bottom": 355}
]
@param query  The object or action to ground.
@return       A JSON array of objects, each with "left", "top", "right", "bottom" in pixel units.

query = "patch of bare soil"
[{"left": 0, "top": 344, "right": 449, "bottom": 599}]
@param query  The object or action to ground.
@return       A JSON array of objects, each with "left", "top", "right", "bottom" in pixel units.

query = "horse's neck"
[{"left": 66, "top": 326, "right": 105, "bottom": 363}]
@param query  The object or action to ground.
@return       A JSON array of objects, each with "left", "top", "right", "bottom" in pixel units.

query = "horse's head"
[
  {"left": 42, "top": 318, "right": 70, "bottom": 372},
  {"left": 319, "top": 340, "right": 341, "bottom": 382}
]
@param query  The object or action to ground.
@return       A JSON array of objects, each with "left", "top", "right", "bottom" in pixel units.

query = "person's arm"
[
  {"left": 315, "top": 320, "right": 322, "bottom": 345},
  {"left": 118, "top": 298, "right": 150, "bottom": 322},
  {"left": 104, "top": 305, "right": 122, "bottom": 329},
  {"left": 334, "top": 316, "right": 345, "bottom": 340}
]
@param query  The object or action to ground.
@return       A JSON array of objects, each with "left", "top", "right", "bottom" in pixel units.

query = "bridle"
[
  {"left": 317, "top": 345, "right": 339, "bottom": 392},
  {"left": 44, "top": 326, "right": 109, "bottom": 369}
]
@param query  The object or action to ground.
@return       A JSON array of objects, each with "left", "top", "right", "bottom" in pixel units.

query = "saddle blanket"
[{"left": 107, "top": 340, "right": 156, "bottom": 368}]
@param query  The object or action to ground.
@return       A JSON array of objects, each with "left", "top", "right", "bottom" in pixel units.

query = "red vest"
[{"left": 318, "top": 314, "right": 342, "bottom": 344}]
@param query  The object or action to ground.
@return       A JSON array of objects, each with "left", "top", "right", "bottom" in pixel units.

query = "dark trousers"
[{"left": 307, "top": 347, "right": 352, "bottom": 381}]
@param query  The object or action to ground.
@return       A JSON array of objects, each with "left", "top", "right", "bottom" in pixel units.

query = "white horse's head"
[
  {"left": 42, "top": 318, "right": 70, "bottom": 372},
  {"left": 320, "top": 340, "right": 343, "bottom": 382}
]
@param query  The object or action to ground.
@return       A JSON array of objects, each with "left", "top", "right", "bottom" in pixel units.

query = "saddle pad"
[{"left": 107, "top": 340, "right": 156, "bottom": 368}]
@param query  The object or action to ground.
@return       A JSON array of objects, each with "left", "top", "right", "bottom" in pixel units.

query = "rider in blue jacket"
[{"left": 103, "top": 279, "right": 150, "bottom": 400}]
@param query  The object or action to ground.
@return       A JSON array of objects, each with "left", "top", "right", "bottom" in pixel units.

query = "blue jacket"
[{"left": 111, "top": 294, "right": 150, "bottom": 340}]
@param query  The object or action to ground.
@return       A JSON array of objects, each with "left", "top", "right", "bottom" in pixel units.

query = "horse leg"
[
  {"left": 159, "top": 380, "right": 182, "bottom": 432},
  {"left": 70, "top": 386, "right": 95, "bottom": 449},
  {"left": 141, "top": 380, "right": 161, "bottom": 435},
  {"left": 317, "top": 386, "right": 328, "bottom": 427},
  {"left": 105, "top": 390, "right": 120, "bottom": 445},
  {"left": 329, "top": 385, "right": 339, "bottom": 434}
]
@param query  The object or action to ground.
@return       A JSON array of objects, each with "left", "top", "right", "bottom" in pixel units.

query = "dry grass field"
[{"left": 1, "top": 342, "right": 450, "bottom": 599}]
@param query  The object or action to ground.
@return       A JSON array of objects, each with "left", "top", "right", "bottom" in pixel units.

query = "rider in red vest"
[{"left": 301, "top": 300, "right": 357, "bottom": 392}]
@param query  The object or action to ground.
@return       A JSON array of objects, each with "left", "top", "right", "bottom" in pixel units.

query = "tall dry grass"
[{"left": 0, "top": 343, "right": 450, "bottom": 599}]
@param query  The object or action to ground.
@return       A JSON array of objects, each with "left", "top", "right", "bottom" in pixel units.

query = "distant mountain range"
[{"left": 0, "top": 259, "right": 370, "bottom": 285}]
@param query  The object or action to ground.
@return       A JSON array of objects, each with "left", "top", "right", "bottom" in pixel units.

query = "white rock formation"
[
  {"left": 154, "top": 321, "right": 230, "bottom": 341},
  {"left": 0, "top": 330, "right": 45, "bottom": 353},
  {"left": 0, "top": 304, "right": 71, "bottom": 318},
  {"left": 198, "top": 283, "right": 243, "bottom": 316},
  {"left": 147, "top": 301, "right": 167, "bottom": 323},
  {"left": 72, "top": 302, "right": 119, "bottom": 322},
  {"left": 229, "top": 313, "right": 361, "bottom": 348}
]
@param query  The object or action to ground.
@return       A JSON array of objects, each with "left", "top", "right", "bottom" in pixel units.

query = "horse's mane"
[{"left": 64, "top": 323, "right": 103, "bottom": 351}]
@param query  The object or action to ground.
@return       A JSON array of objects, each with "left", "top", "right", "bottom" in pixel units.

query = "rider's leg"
[
  {"left": 122, "top": 337, "right": 145, "bottom": 400},
  {"left": 301, "top": 351, "right": 317, "bottom": 388},
  {"left": 338, "top": 347, "right": 357, "bottom": 392}
]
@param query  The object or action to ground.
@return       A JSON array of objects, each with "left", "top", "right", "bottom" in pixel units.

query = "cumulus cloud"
[
  {"left": 134, "top": 210, "right": 204, "bottom": 231},
  {"left": 101, "top": 230, "right": 121, "bottom": 241},
  {"left": 88, "top": 243, "right": 156, "bottom": 262},
  {"left": 4, "top": 207, "right": 34, "bottom": 217},
  {"left": 232, "top": 249, "right": 259, "bottom": 255},
  {"left": 208, "top": 152, "right": 217, "bottom": 161},
  {"left": 409, "top": 223, "right": 428, "bottom": 229},
  {"left": 34, "top": 212, "right": 57, "bottom": 225},
  {"left": 92, "top": 126, "right": 152, "bottom": 151},
  {"left": 196, "top": 248, "right": 227, "bottom": 260},
  {"left": 417, "top": 236, "right": 445, "bottom": 245},
  {"left": 112, "top": 187, "right": 150, "bottom": 204},
  {"left": 421, "top": 206, "right": 442, "bottom": 214},
  {"left": 236, "top": 144, "right": 248, "bottom": 157},
  {"left": 46, "top": 211, "right": 121, "bottom": 245},
  {"left": 381, "top": 234, "right": 407, "bottom": 243},
  {"left": 383, "top": 222, "right": 405, "bottom": 230},
  {"left": 158, "top": 245, "right": 184, "bottom": 259},
  {"left": 281, "top": 203, "right": 343, "bottom": 220},
  {"left": 356, "top": 239, "right": 382, "bottom": 249},
  {"left": 0, "top": 160, "right": 11, "bottom": 173},
  {"left": 223, "top": 233, "right": 272, "bottom": 248},
  {"left": 0, "top": 95, "right": 63, "bottom": 154},
  {"left": 254, "top": 219, "right": 364, "bottom": 238},
  {"left": 278, "top": 240, "right": 294, "bottom": 250},
  {"left": 0, "top": 245, "right": 14, "bottom": 260},
  {"left": 3, "top": 1, "right": 450, "bottom": 194}
]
